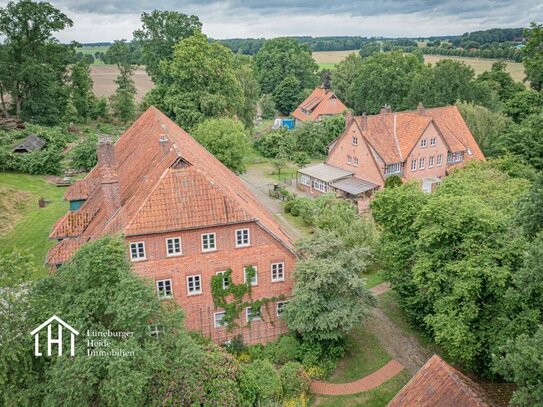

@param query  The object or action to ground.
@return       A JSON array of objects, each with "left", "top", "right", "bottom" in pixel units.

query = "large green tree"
[
  {"left": 233, "top": 55, "right": 260, "bottom": 129},
  {"left": 522, "top": 22, "right": 543, "bottom": 91},
  {"left": 69, "top": 60, "right": 95, "bottom": 120},
  {"left": 331, "top": 53, "right": 363, "bottom": 108},
  {"left": 272, "top": 76, "right": 304, "bottom": 115},
  {"left": 0, "top": 0, "right": 75, "bottom": 124},
  {"left": 253, "top": 37, "right": 319, "bottom": 96},
  {"left": 285, "top": 229, "right": 375, "bottom": 343},
  {"left": 191, "top": 118, "right": 251, "bottom": 174},
  {"left": 133, "top": 10, "right": 201, "bottom": 83},
  {"left": 108, "top": 40, "right": 137, "bottom": 122},
  {"left": 142, "top": 31, "right": 244, "bottom": 130},
  {"left": 350, "top": 52, "right": 423, "bottom": 114},
  {"left": 0, "top": 236, "right": 247, "bottom": 406},
  {"left": 496, "top": 114, "right": 543, "bottom": 170}
]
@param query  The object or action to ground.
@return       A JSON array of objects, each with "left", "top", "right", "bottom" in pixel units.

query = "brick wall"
[{"left": 127, "top": 221, "right": 295, "bottom": 345}]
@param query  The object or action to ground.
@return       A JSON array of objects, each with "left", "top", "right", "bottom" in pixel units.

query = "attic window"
[
  {"left": 159, "top": 135, "right": 168, "bottom": 143},
  {"left": 172, "top": 157, "right": 191, "bottom": 169}
]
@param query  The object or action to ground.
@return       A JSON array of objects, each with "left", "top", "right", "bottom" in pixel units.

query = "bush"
[
  {"left": 259, "top": 94, "right": 277, "bottom": 119},
  {"left": 254, "top": 127, "right": 295, "bottom": 159},
  {"left": 289, "top": 197, "right": 313, "bottom": 219},
  {"left": 280, "top": 362, "right": 311, "bottom": 399},
  {"left": 274, "top": 335, "right": 302, "bottom": 364},
  {"left": 242, "top": 359, "right": 283, "bottom": 405},
  {"left": 284, "top": 199, "right": 295, "bottom": 213},
  {"left": 69, "top": 133, "right": 98, "bottom": 171},
  {"left": 385, "top": 174, "right": 403, "bottom": 188}
]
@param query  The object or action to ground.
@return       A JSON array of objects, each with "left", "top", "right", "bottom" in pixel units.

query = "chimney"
[
  {"left": 360, "top": 113, "right": 368, "bottom": 131},
  {"left": 97, "top": 140, "right": 121, "bottom": 217},
  {"left": 345, "top": 111, "right": 354, "bottom": 130},
  {"left": 417, "top": 102, "right": 426, "bottom": 115},
  {"left": 380, "top": 104, "right": 392, "bottom": 114}
]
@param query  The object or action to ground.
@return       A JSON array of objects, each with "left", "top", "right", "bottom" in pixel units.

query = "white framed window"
[
  {"left": 352, "top": 136, "right": 358, "bottom": 145},
  {"left": 244, "top": 266, "right": 258, "bottom": 286},
  {"left": 201, "top": 233, "right": 216, "bottom": 252},
  {"left": 437, "top": 154, "right": 443, "bottom": 166},
  {"left": 166, "top": 237, "right": 182, "bottom": 256},
  {"left": 313, "top": 179, "right": 327, "bottom": 193},
  {"left": 130, "top": 242, "right": 146, "bottom": 261},
  {"left": 353, "top": 157, "right": 359, "bottom": 166},
  {"left": 385, "top": 162, "right": 402, "bottom": 175},
  {"left": 428, "top": 156, "right": 434, "bottom": 168},
  {"left": 277, "top": 301, "right": 288, "bottom": 317},
  {"left": 214, "top": 311, "right": 226, "bottom": 328},
  {"left": 420, "top": 138, "right": 427, "bottom": 148},
  {"left": 187, "top": 275, "right": 202, "bottom": 295},
  {"left": 156, "top": 279, "right": 173, "bottom": 298},
  {"left": 347, "top": 155, "right": 352, "bottom": 164},
  {"left": 271, "top": 262, "right": 285, "bottom": 282},
  {"left": 148, "top": 325, "right": 161, "bottom": 337},
  {"left": 300, "top": 174, "right": 311, "bottom": 186},
  {"left": 430, "top": 137, "right": 436, "bottom": 146},
  {"left": 245, "top": 307, "right": 262, "bottom": 322},
  {"left": 419, "top": 158, "right": 425, "bottom": 169},
  {"left": 411, "top": 159, "right": 417, "bottom": 171},
  {"left": 216, "top": 271, "right": 229, "bottom": 289},
  {"left": 235, "top": 228, "right": 250, "bottom": 248}
]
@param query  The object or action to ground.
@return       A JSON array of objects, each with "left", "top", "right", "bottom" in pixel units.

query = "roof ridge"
[{"left": 439, "top": 357, "right": 494, "bottom": 406}]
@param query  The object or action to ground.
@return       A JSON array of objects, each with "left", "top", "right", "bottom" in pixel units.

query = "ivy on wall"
[{"left": 210, "top": 267, "right": 285, "bottom": 330}]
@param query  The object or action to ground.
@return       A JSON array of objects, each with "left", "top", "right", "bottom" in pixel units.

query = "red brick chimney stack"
[
  {"left": 417, "top": 102, "right": 426, "bottom": 115},
  {"left": 360, "top": 113, "right": 368, "bottom": 131},
  {"left": 97, "top": 140, "right": 121, "bottom": 216}
]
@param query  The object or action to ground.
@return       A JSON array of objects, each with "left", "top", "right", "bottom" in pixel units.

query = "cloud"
[{"left": 1, "top": 0, "right": 541, "bottom": 42}]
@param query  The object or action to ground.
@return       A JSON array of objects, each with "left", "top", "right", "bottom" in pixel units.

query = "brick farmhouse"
[
  {"left": 47, "top": 107, "right": 296, "bottom": 344},
  {"left": 292, "top": 86, "right": 347, "bottom": 127},
  {"left": 298, "top": 104, "right": 485, "bottom": 211}
]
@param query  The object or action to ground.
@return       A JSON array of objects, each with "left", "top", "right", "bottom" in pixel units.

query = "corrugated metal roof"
[
  {"left": 298, "top": 163, "right": 352, "bottom": 182},
  {"left": 330, "top": 177, "right": 379, "bottom": 195}
]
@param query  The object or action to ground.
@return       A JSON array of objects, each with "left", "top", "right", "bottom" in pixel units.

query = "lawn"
[
  {"left": 363, "top": 266, "right": 384, "bottom": 289},
  {"left": 313, "top": 323, "right": 411, "bottom": 406},
  {"left": 314, "top": 371, "right": 411, "bottom": 407},
  {"left": 0, "top": 172, "right": 68, "bottom": 274},
  {"left": 329, "top": 326, "right": 392, "bottom": 383}
]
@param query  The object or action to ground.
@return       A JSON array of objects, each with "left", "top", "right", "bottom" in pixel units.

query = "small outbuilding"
[{"left": 12, "top": 134, "right": 46, "bottom": 153}]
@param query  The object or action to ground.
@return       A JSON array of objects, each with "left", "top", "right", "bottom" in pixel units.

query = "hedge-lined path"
[{"left": 311, "top": 360, "right": 405, "bottom": 395}]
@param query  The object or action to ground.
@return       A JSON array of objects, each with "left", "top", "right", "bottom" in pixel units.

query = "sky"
[{"left": 1, "top": 0, "right": 542, "bottom": 42}]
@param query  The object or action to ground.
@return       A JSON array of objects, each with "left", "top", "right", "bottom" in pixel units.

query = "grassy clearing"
[
  {"left": 329, "top": 325, "right": 392, "bottom": 383},
  {"left": 0, "top": 185, "right": 30, "bottom": 235},
  {"left": 0, "top": 172, "right": 68, "bottom": 274},
  {"left": 75, "top": 45, "right": 109, "bottom": 65},
  {"left": 314, "top": 371, "right": 411, "bottom": 407},
  {"left": 363, "top": 266, "right": 384, "bottom": 289}
]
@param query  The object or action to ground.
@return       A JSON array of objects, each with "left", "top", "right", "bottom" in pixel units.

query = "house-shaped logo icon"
[{"left": 31, "top": 315, "right": 79, "bottom": 357}]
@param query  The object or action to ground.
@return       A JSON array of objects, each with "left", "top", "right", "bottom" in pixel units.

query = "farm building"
[
  {"left": 388, "top": 355, "right": 514, "bottom": 407},
  {"left": 12, "top": 134, "right": 46, "bottom": 153},
  {"left": 292, "top": 86, "right": 347, "bottom": 126},
  {"left": 46, "top": 106, "right": 296, "bottom": 345},
  {"left": 297, "top": 104, "right": 485, "bottom": 211}
]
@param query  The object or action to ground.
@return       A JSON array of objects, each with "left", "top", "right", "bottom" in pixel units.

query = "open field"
[
  {"left": 423, "top": 55, "right": 525, "bottom": 82},
  {"left": 312, "top": 49, "right": 525, "bottom": 82},
  {"left": 0, "top": 173, "right": 68, "bottom": 274},
  {"left": 90, "top": 65, "right": 155, "bottom": 102},
  {"left": 75, "top": 45, "right": 109, "bottom": 64}
]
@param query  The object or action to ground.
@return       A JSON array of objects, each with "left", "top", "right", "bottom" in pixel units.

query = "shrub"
[
  {"left": 280, "top": 362, "right": 311, "bottom": 399},
  {"left": 284, "top": 199, "right": 295, "bottom": 213},
  {"left": 259, "top": 94, "right": 277, "bottom": 119},
  {"left": 254, "top": 128, "right": 295, "bottom": 159},
  {"left": 69, "top": 134, "right": 98, "bottom": 171},
  {"left": 385, "top": 174, "right": 403, "bottom": 188},
  {"left": 274, "top": 335, "right": 302, "bottom": 364},
  {"left": 242, "top": 359, "right": 283, "bottom": 405}
]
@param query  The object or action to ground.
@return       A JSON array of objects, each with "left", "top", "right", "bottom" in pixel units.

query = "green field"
[
  {"left": 75, "top": 45, "right": 109, "bottom": 64},
  {"left": 0, "top": 173, "right": 68, "bottom": 273}
]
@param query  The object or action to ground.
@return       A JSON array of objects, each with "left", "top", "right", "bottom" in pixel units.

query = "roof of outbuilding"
[
  {"left": 12, "top": 134, "right": 46, "bottom": 152},
  {"left": 329, "top": 177, "right": 379, "bottom": 195},
  {"left": 298, "top": 163, "right": 353, "bottom": 182},
  {"left": 387, "top": 355, "right": 514, "bottom": 407},
  {"left": 292, "top": 87, "right": 347, "bottom": 122},
  {"left": 47, "top": 107, "right": 295, "bottom": 264}
]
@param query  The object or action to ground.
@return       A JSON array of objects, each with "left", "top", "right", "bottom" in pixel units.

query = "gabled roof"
[
  {"left": 47, "top": 107, "right": 295, "bottom": 265},
  {"left": 12, "top": 134, "right": 46, "bottom": 152},
  {"left": 292, "top": 87, "right": 347, "bottom": 122},
  {"left": 31, "top": 315, "right": 79, "bottom": 336},
  {"left": 338, "top": 105, "right": 485, "bottom": 165},
  {"left": 387, "top": 355, "right": 514, "bottom": 407}
]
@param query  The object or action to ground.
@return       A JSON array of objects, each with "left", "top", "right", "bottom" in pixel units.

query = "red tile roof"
[
  {"left": 338, "top": 105, "right": 485, "bottom": 164},
  {"left": 47, "top": 107, "right": 295, "bottom": 264},
  {"left": 292, "top": 87, "right": 347, "bottom": 122},
  {"left": 64, "top": 178, "right": 98, "bottom": 201},
  {"left": 387, "top": 355, "right": 514, "bottom": 407}
]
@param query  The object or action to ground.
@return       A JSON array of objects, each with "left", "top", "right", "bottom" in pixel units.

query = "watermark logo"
[{"left": 30, "top": 315, "right": 79, "bottom": 357}]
